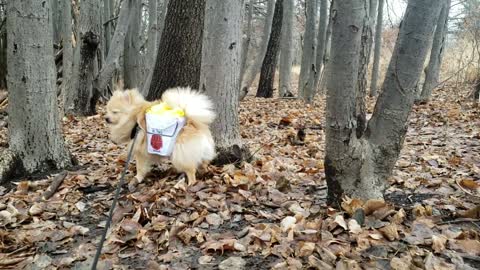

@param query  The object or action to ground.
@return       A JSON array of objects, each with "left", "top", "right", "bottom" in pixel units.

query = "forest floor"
[{"left": 0, "top": 85, "right": 479, "bottom": 270}]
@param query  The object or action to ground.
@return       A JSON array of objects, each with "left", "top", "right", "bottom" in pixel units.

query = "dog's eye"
[{"left": 112, "top": 111, "right": 120, "bottom": 114}]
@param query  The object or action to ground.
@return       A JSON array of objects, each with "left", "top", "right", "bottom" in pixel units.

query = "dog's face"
[{"left": 105, "top": 89, "right": 145, "bottom": 143}]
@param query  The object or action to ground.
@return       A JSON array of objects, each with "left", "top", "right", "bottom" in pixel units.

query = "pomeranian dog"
[{"left": 104, "top": 87, "right": 216, "bottom": 186}]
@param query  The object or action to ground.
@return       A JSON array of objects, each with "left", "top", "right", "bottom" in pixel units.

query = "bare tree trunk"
[
  {"left": 312, "top": 0, "right": 328, "bottom": 96},
  {"left": 298, "top": 0, "right": 317, "bottom": 100},
  {"left": 146, "top": 0, "right": 205, "bottom": 101},
  {"left": 0, "top": 5, "right": 6, "bottom": 90},
  {"left": 94, "top": 0, "right": 132, "bottom": 96},
  {"left": 66, "top": 0, "right": 101, "bottom": 116},
  {"left": 256, "top": 0, "right": 284, "bottom": 98},
  {"left": 201, "top": 0, "right": 248, "bottom": 165},
  {"left": 355, "top": 0, "right": 377, "bottom": 138},
  {"left": 61, "top": 0, "right": 74, "bottom": 111},
  {"left": 370, "top": 0, "right": 384, "bottom": 97},
  {"left": 418, "top": 0, "right": 451, "bottom": 103},
  {"left": 318, "top": 0, "right": 335, "bottom": 94},
  {"left": 103, "top": 0, "right": 112, "bottom": 55},
  {"left": 325, "top": 0, "right": 442, "bottom": 206},
  {"left": 123, "top": 0, "right": 143, "bottom": 89},
  {"left": 146, "top": 0, "right": 159, "bottom": 71},
  {"left": 141, "top": 0, "right": 169, "bottom": 95},
  {"left": 239, "top": 0, "right": 275, "bottom": 100},
  {"left": 5, "top": 0, "right": 71, "bottom": 178},
  {"left": 51, "top": 0, "right": 63, "bottom": 45},
  {"left": 240, "top": 0, "right": 254, "bottom": 86},
  {"left": 279, "top": 0, "right": 294, "bottom": 97}
]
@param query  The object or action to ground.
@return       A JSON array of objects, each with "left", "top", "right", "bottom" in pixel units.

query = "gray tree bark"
[
  {"left": 256, "top": 0, "right": 284, "bottom": 98},
  {"left": 103, "top": 0, "right": 112, "bottom": 55},
  {"left": 123, "top": 0, "right": 143, "bottom": 89},
  {"left": 66, "top": 0, "right": 101, "bottom": 116},
  {"left": 5, "top": 0, "right": 71, "bottom": 176},
  {"left": 240, "top": 0, "right": 254, "bottom": 87},
  {"left": 312, "top": 0, "right": 328, "bottom": 96},
  {"left": 94, "top": 0, "right": 132, "bottom": 96},
  {"left": 279, "top": 0, "right": 294, "bottom": 97},
  {"left": 369, "top": 0, "right": 384, "bottom": 97},
  {"left": 51, "top": 0, "right": 63, "bottom": 45},
  {"left": 418, "top": 0, "right": 451, "bottom": 103},
  {"left": 239, "top": 0, "right": 275, "bottom": 100},
  {"left": 141, "top": 0, "right": 169, "bottom": 95},
  {"left": 201, "top": 0, "right": 248, "bottom": 165},
  {"left": 146, "top": 0, "right": 159, "bottom": 71},
  {"left": 318, "top": 0, "right": 335, "bottom": 94},
  {"left": 0, "top": 4, "right": 6, "bottom": 90},
  {"left": 325, "top": 0, "right": 442, "bottom": 206},
  {"left": 146, "top": 0, "right": 205, "bottom": 101},
  {"left": 355, "top": 0, "right": 377, "bottom": 137},
  {"left": 61, "top": 0, "right": 74, "bottom": 111},
  {"left": 298, "top": 0, "right": 318, "bottom": 101}
]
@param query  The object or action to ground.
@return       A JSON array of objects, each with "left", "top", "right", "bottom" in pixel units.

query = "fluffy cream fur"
[{"left": 105, "top": 87, "right": 216, "bottom": 186}]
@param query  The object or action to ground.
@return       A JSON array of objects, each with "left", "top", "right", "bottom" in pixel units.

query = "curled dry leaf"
[
  {"left": 308, "top": 255, "right": 333, "bottom": 270},
  {"left": 334, "top": 215, "right": 348, "bottom": 230},
  {"left": 341, "top": 198, "right": 363, "bottom": 215},
  {"left": 379, "top": 223, "right": 399, "bottom": 241},
  {"left": 348, "top": 219, "right": 362, "bottom": 234},
  {"left": 29, "top": 202, "right": 44, "bottom": 216},
  {"left": 281, "top": 216, "right": 297, "bottom": 232},
  {"left": 297, "top": 242, "right": 315, "bottom": 257},
  {"left": 432, "top": 235, "right": 447, "bottom": 253},
  {"left": 363, "top": 199, "right": 386, "bottom": 215},
  {"left": 459, "top": 179, "right": 479, "bottom": 191}
]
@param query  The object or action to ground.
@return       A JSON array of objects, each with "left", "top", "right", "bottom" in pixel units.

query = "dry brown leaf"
[
  {"left": 379, "top": 223, "right": 399, "bottom": 241},
  {"left": 459, "top": 179, "right": 479, "bottom": 190},
  {"left": 308, "top": 255, "right": 333, "bottom": 270},
  {"left": 363, "top": 199, "right": 386, "bottom": 215},
  {"left": 297, "top": 242, "right": 315, "bottom": 257},
  {"left": 334, "top": 215, "right": 348, "bottom": 230},
  {"left": 432, "top": 235, "right": 447, "bottom": 253},
  {"left": 348, "top": 219, "right": 362, "bottom": 234}
]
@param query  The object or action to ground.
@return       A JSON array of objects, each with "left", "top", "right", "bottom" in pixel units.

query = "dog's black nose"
[{"left": 105, "top": 117, "right": 112, "bottom": 124}]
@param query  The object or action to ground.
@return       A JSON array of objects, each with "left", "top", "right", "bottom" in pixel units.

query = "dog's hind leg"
[{"left": 185, "top": 168, "right": 197, "bottom": 186}]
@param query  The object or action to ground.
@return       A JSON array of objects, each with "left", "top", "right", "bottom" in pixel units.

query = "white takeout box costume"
[{"left": 145, "top": 103, "right": 186, "bottom": 156}]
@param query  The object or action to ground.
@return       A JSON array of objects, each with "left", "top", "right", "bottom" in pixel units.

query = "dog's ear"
[
  {"left": 123, "top": 91, "right": 132, "bottom": 104},
  {"left": 137, "top": 111, "right": 147, "bottom": 131}
]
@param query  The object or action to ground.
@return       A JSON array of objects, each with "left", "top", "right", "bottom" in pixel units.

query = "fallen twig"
[
  {"left": 455, "top": 179, "right": 480, "bottom": 198},
  {"left": 40, "top": 171, "right": 68, "bottom": 200},
  {"left": 436, "top": 218, "right": 480, "bottom": 225}
]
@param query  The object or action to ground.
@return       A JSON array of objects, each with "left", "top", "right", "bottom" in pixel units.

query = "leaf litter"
[{"left": 0, "top": 86, "right": 479, "bottom": 269}]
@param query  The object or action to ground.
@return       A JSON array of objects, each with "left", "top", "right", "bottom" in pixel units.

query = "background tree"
[
  {"left": 256, "top": 0, "right": 284, "bottom": 98},
  {"left": 2, "top": 0, "right": 71, "bottom": 181},
  {"left": 417, "top": 0, "right": 451, "bottom": 103},
  {"left": 298, "top": 0, "right": 318, "bottom": 101},
  {"left": 279, "top": 0, "right": 295, "bottom": 97},
  {"left": 325, "top": 0, "right": 442, "bottom": 205},
  {"left": 201, "top": 0, "right": 248, "bottom": 164},
  {"left": 312, "top": 0, "right": 329, "bottom": 96},
  {"left": 240, "top": 0, "right": 276, "bottom": 100},
  {"left": 0, "top": 1, "right": 7, "bottom": 90},
  {"left": 147, "top": 0, "right": 205, "bottom": 101},
  {"left": 65, "top": 0, "right": 101, "bottom": 116},
  {"left": 370, "top": 0, "right": 385, "bottom": 97},
  {"left": 123, "top": 0, "right": 144, "bottom": 89}
]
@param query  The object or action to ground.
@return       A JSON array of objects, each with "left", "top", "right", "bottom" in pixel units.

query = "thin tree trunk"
[
  {"left": 103, "top": 0, "right": 112, "bottom": 55},
  {"left": 61, "top": 0, "right": 74, "bottom": 111},
  {"left": 418, "top": 0, "right": 451, "bottom": 103},
  {"left": 0, "top": 7, "right": 6, "bottom": 90},
  {"left": 239, "top": 0, "right": 275, "bottom": 100},
  {"left": 240, "top": 0, "right": 254, "bottom": 86},
  {"left": 355, "top": 0, "right": 376, "bottom": 138},
  {"left": 146, "top": 0, "right": 205, "bottom": 101},
  {"left": 123, "top": 0, "right": 143, "bottom": 89},
  {"left": 312, "top": 0, "right": 328, "bottom": 96},
  {"left": 51, "top": 0, "right": 63, "bottom": 45},
  {"left": 325, "top": 0, "right": 442, "bottom": 206},
  {"left": 298, "top": 0, "right": 317, "bottom": 100},
  {"left": 5, "top": 0, "right": 71, "bottom": 176},
  {"left": 146, "top": 0, "right": 159, "bottom": 72},
  {"left": 318, "top": 0, "right": 335, "bottom": 94},
  {"left": 66, "top": 0, "right": 101, "bottom": 116},
  {"left": 201, "top": 0, "right": 248, "bottom": 165},
  {"left": 141, "top": 0, "right": 169, "bottom": 95},
  {"left": 94, "top": 0, "right": 132, "bottom": 96},
  {"left": 370, "top": 0, "right": 384, "bottom": 97},
  {"left": 256, "top": 0, "right": 284, "bottom": 98},
  {"left": 279, "top": 0, "right": 294, "bottom": 97}
]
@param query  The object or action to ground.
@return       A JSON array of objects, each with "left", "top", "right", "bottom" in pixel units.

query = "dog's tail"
[{"left": 161, "top": 87, "right": 215, "bottom": 127}]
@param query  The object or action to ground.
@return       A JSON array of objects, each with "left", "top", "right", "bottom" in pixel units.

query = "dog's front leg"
[{"left": 135, "top": 153, "right": 152, "bottom": 183}]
